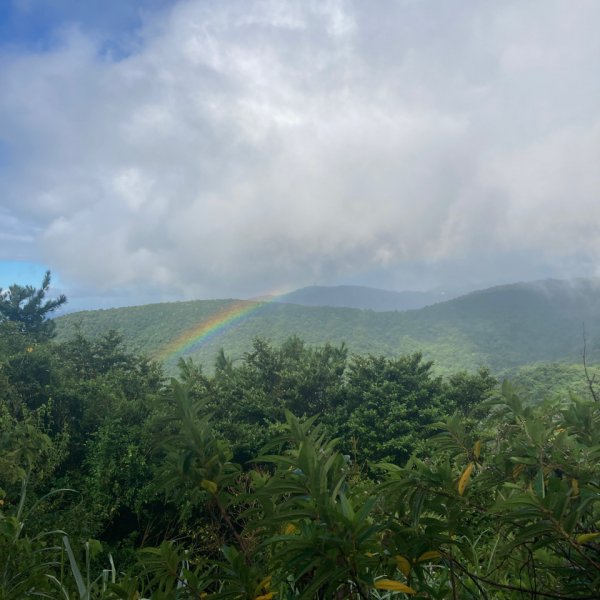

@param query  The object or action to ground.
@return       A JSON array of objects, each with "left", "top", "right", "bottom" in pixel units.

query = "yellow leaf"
[
  {"left": 458, "top": 463, "right": 475, "bottom": 496},
  {"left": 374, "top": 579, "right": 416, "bottom": 594},
  {"left": 512, "top": 463, "right": 524, "bottom": 479},
  {"left": 571, "top": 478, "right": 579, "bottom": 496},
  {"left": 26, "top": 347, "right": 34, "bottom": 353},
  {"left": 417, "top": 550, "right": 442, "bottom": 562},
  {"left": 473, "top": 440, "right": 481, "bottom": 459},
  {"left": 258, "top": 576, "right": 271, "bottom": 591},
  {"left": 255, "top": 594, "right": 274, "bottom": 600},
  {"left": 200, "top": 479, "right": 218, "bottom": 494},
  {"left": 284, "top": 523, "right": 298, "bottom": 535},
  {"left": 576, "top": 533, "right": 600, "bottom": 544},
  {"left": 395, "top": 555, "right": 410, "bottom": 576}
]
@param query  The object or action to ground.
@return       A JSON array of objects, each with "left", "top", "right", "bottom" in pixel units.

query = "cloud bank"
[{"left": 1, "top": 0, "right": 599, "bottom": 303}]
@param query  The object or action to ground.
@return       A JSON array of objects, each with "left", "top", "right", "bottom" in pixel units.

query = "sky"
[{"left": 1, "top": 0, "right": 600, "bottom": 310}]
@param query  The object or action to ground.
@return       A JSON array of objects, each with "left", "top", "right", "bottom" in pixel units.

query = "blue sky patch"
[
  {"left": 0, "top": 260, "right": 52, "bottom": 289},
  {"left": 0, "top": 0, "right": 177, "bottom": 53}
]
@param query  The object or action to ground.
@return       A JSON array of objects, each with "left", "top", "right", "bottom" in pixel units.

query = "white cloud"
[{"left": 1, "top": 0, "right": 600, "bottom": 302}]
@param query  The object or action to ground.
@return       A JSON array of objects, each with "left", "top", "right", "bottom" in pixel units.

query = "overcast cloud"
[{"left": 1, "top": 0, "right": 600, "bottom": 304}]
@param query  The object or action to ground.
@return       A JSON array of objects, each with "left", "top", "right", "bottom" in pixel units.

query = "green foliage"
[
  {"left": 159, "top": 381, "right": 241, "bottom": 518},
  {"left": 0, "top": 321, "right": 166, "bottom": 555},
  {"left": 342, "top": 353, "right": 445, "bottom": 464},
  {"left": 178, "top": 337, "right": 348, "bottom": 464},
  {"left": 254, "top": 411, "right": 384, "bottom": 598},
  {"left": 0, "top": 270, "right": 66, "bottom": 341},
  {"left": 502, "top": 361, "right": 597, "bottom": 403},
  {"left": 0, "top": 405, "right": 53, "bottom": 494},
  {"left": 443, "top": 367, "right": 497, "bottom": 416},
  {"left": 377, "top": 382, "right": 600, "bottom": 598},
  {"left": 96, "top": 376, "right": 600, "bottom": 598}
]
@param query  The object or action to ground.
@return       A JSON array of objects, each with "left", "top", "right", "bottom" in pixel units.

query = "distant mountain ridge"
[
  {"left": 276, "top": 285, "right": 455, "bottom": 311},
  {"left": 54, "top": 278, "right": 600, "bottom": 374}
]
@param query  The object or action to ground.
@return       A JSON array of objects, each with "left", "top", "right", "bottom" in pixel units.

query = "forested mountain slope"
[{"left": 55, "top": 278, "right": 600, "bottom": 373}]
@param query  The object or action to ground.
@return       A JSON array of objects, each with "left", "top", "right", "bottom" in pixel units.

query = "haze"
[{"left": 1, "top": 0, "right": 599, "bottom": 309}]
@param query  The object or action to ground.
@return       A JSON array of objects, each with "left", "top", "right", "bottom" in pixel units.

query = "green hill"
[{"left": 55, "top": 278, "right": 600, "bottom": 374}]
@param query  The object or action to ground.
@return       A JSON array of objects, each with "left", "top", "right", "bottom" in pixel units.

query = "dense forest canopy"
[{"left": 2, "top": 274, "right": 600, "bottom": 598}]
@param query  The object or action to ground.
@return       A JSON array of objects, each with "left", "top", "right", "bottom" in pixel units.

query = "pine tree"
[{"left": 0, "top": 270, "right": 66, "bottom": 340}]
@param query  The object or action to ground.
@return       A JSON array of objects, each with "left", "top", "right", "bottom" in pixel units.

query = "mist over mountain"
[
  {"left": 55, "top": 278, "right": 600, "bottom": 374},
  {"left": 275, "top": 285, "right": 457, "bottom": 311}
]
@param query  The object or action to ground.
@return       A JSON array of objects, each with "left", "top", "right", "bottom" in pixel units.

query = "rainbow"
[{"left": 155, "top": 297, "right": 275, "bottom": 363}]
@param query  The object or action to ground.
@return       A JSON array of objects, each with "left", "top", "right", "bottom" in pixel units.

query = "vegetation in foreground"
[{"left": 2, "top": 274, "right": 600, "bottom": 598}]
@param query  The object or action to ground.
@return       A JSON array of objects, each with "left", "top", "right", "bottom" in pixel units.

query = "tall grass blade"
[{"left": 63, "top": 536, "right": 87, "bottom": 599}]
